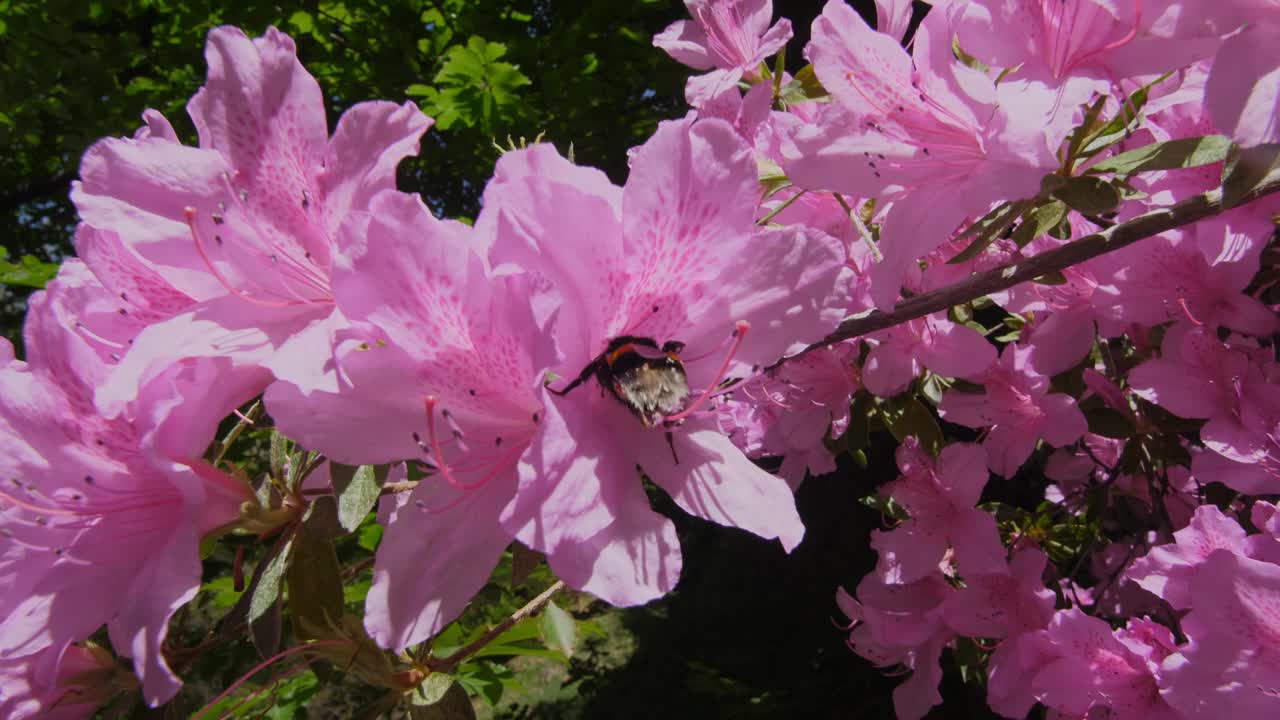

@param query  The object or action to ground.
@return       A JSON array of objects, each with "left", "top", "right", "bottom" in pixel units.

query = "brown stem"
[
  {"left": 792, "top": 167, "right": 1280, "bottom": 358},
  {"left": 428, "top": 580, "right": 566, "bottom": 673}
]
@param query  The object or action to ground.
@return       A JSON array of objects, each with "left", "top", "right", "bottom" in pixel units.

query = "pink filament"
[
  {"left": 664, "top": 320, "right": 750, "bottom": 424},
  {"left": 423, "top": 397, "right": 510, "bottom": 491}
]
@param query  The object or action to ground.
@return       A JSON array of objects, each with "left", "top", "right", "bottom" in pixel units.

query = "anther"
[
  {"left": 239, "top": 189, "right": 249, "bottom": 203},
  {"left": 118, "top": 308, "right": 128, "bottom": 316},
  {"left": 120, "top": 292, "right": 128, "bottom": 301},
  {"left": 212, "top": 213, "right": 224, "bottom": 225},
  {"left": 302, "top": 190, "right": 311, "bottom": 209},
  {"left": 468, "top": 389, "right": 477, "bottom": 396},
  {"left": 84, "top": 476, "right": 93, "bottom": 485}
]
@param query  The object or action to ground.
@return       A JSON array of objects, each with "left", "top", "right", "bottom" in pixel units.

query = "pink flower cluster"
[{"left": 3, "top": 0, "right": 1279, "bottom": 715}]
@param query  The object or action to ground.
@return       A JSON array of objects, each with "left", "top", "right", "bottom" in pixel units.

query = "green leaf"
[
  {"left": 248, "top": 534, "right": 294, "bottom": 658},
  {"left": 1077, "top": 73, "right": 1170, "bottom": 158},
  {"left": 1053, "top": 175, "right": 1122, "bottom": 215},
  {"left": 286, "top": 520, "right": 345, "bottom": 639},
  {"left": 510, "top": 541, "right": 542, "bottom": 588},
  {"left": 329, "top": 462, "right": 387, "bottom": 533},
  {"left": 287, "top": 10, "right": 314, "bottom": 34},
  {"left": 269, "top": 430, "right": 289, "bottom": 481},
  {"left": 412, "top": 672, "right": 457, "bottom": 706},
  {"left": 946, "top": 200, "right": 1031, "bottom": 264},
  {"left": 951, "top": 35, "right": 989, "bottom": 73},
  {"left": 410, "top": 676, "right": 478, "bottom": 719},
  {"left": 1222, "top": 142, "right": 1280, "bottom": 209},
  {"left": 777, "top": 64, "right": 828, "bottom": 106},
  {"left": 357, "top": 519, "right": 384, "bottom": 552},
  {"left": 422, "top": 35, "right": 531, "bottom": 131},
  {"left": 1087, "top": 135, "right": 1231, "bottom": 176},
  {"left": 1010, "top": 200, "right": 1068, "bottom": 248},
  {"left": 539, "top": 599, "right": 577, "bottom": 658},
  {"left": 878, "top": 395, "right": 944, "bottom": 456},
  {"left": 202, "top": 576, "right": 244, "bottom": 610},
  {"left": 859, "top": 494, "right": 908, "bottom": 522},
  {"left": 0, "top": 248, "right": 58, "bottom": 288}
]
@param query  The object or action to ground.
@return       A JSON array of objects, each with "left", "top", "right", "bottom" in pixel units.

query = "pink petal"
[
  {"left": 640, "top": 416, "right": 804, "bottom": 551},
  {"left": 1205, "top": 22, "right": 1280, "bottom": 147},
  {"left": 502, "top": 389, "right": 682, "bottom": 606},
  {"left": 479, "top": 143, "right": 624, "bottom": 372},
  {"left": 862, "top": 342, "right": 919, "bottom": 397},
  {"left": 188, "top": 26, "right": 326, "bottom": 170},
  {"left": 320, "top": 100, "right": 433, "bottom": 222},
  {"left": 917, "top": 319, "right": 997, "bottom": 380},
  {"left": 365, "top": 474, "right": 516, "bottom": 651},
  {"left": 653, "top": 19, "right": 716, "bottom": 70}
]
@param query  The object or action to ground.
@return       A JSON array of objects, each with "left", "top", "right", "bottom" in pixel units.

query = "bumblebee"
[{"left": 551, "top": 336, "right": 689, "bottom": 426}]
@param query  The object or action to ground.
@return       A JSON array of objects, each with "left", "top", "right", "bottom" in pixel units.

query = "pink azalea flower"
[
  {"left": 1205, "top": 19, "right": 1280, "bottom": 147},
  {"left": 1124, "top": 504, "right": 1248, "bottom": 610},
  {"left": 73, "top": 26, "right": 431, "bottom": 412},
  {"left": 991, "top": 609, "right": 1182, "bottom": 720},
  {"left": 952, "top": 0, "right": 1228, "bottom": 135},
  {"left": 0, "top": 271, "right": 261, "bottom": 704},
  {"left": 263, "top": 190, "right": 554, "bottom": 651},
  {"left": 784, "top": 0, "right": 1059, "bottom": 308},
  {"left": 939, "top": 344, "right": 1088, "bottom": 477},
  {"left": 1089, "top": 228, "right": 1277, "bottom": 337},
  {"left": 871, "top": 439, "right": 1006, "bottom": 583},
  {"left": 1129, "top": 65, "right": 1280, "bottom": 267},
  {"left": 941, "top": 546, "right": 1056, "bottom": 639},
  {"left": 1129, "top": 324, "right": 1280, "bottom": 494},
  {"left": 0, "top": 643, "right": 127, "bottom": 720},
  {"left": 716, "top": 341, "right": 859, "bottom": 489},
  {"left": 1161, "top": 550, "right": 1280, "bottom": 718},
  {"left": 837, "top": 573, "right": 955, "bottom": 720},
  {"left": 861, "top": 312, "right": 996, "bottom": 397},
  {"left": 653, "top": 0, "right": 793, "bottom": 105},
  {"left": 481, "top": 117, "right": 851, "bottom": 605}
]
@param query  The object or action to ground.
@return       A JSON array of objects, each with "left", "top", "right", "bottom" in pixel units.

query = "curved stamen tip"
[{"left": 664, "top": 320, "right": 751, "bottom": 425}]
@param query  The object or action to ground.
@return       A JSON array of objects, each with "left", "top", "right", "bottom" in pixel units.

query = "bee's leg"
[
  {"left": 548, "top": 359, "right": 599, "bottom": 396},
  {"left": 665, "top": 430, "right": 680, "bottom": 465}
]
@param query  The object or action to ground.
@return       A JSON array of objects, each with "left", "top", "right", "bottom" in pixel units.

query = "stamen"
[
  {"left": 1176, "top": 297, "right": 1204, "bottom": 326},
  {"left": 184, "top": 207, "right": 295, "bottom": 309},
  {"left": 74, "top": 322, "right": 128, "bottom": 350},
  {"left": 423, "top": 397, "right": 493, "bottom": 491},
  {"left": 664, "top": 321, "right": 751, "bottom": 424}
]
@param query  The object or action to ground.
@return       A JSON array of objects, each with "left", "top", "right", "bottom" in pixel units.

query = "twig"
[
  {"left": 789, "top": 167, "right": 1280, "bottom": 359},
  {"left": 429, "top": 580, "right": 566, "bottom": 673}
]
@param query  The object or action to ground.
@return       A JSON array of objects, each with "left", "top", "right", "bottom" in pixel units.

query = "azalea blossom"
[
  {"left": 0, "top": 269, "right": 261, "bottom": 704},
  {"left": 73, "top": 25, "right": 432, "bottom": 413},
  {"left": 1124, "top": 504, "right": 1248, "bottom": 610},
  {"left": 837, "top": 573, "right": 954, "bottom": 720},
  {"left": 481, "top": 117, "right": 851, "bottom": 605},
  {"left": 938, "top": 344, "right": 1087, "bottom": 477},
  {"left": 716, "top": 341, "right": 859, "bottom": 489},
  {"left": 0, "top": 643, "right": 130, "bottom": 720},
  {"left": 1161, "top": 550, "right": 1280, "bottom": 718},
  {"left": 263, "top": 190, "right": 554, "bottom": 651},
  {"left": 1129, "top": 324, "right": 1280, "bottom": 494},
  {"left": 784, "top": 0, "right": 1059, "bottom": 308},
  {"left": 861, "top": 312, "right": 995, "bottom": 397},
  {"left": 653, "top": 0, "right": 792, "bottom": 105},
  {"left": 941, "top": 546, "right": 1056, "bottom": 639},
  {"left": 870, "top": 439, "right": 1006, "bottom": 583}
]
